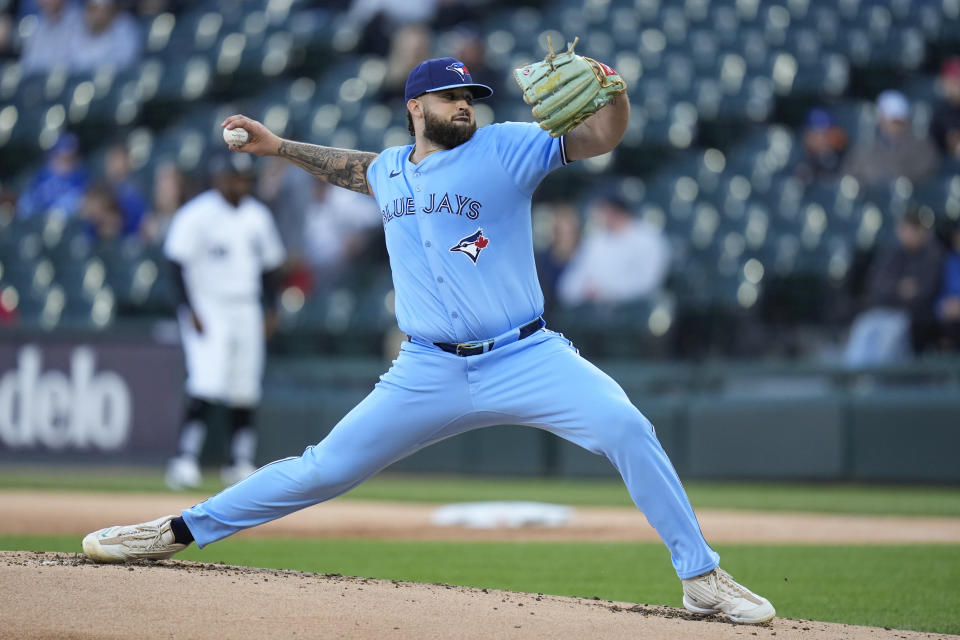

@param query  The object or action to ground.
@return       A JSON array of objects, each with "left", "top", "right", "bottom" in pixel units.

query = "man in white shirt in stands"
[{"left": 558, "top": 193, "right": 671, "bottom": 307}]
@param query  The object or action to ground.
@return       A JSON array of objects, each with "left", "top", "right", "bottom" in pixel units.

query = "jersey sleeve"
[
  {"left": 258, "top": 204, "right": 287, "bottom": 270},
  {"left": 491, "top": 122, "right": 569, "bottom": 195},
  {"left": 163, "top": 203, "right": 199, "bottom": 264}
]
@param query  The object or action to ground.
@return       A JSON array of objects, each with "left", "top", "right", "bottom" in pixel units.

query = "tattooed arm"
[
  {"left": 277, "top": 140, "right": 377, "bottom": 195},
  {"left": 220, "top": 114, "right": 379, "bottom": 196}
]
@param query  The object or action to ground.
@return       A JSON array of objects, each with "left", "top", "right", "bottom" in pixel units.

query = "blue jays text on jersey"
[{"left": 380, "top": 192, "right": 483, "bottom": 223}]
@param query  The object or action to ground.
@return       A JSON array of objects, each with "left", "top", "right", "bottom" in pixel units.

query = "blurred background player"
[{"left": 163, "top": 151, "right": 286, "bottom": 489}]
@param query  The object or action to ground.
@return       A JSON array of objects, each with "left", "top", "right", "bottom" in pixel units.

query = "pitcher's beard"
[{"left": 423, "top": 111, "right": 477, "bottom": 149}]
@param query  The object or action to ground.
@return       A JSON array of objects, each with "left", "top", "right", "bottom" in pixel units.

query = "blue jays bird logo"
[
  {"left": 449, "top": 228, "right": 489, "bottom": 264},
  {"left": 446, "top": 63, "right": 469, "bottom": 79}
]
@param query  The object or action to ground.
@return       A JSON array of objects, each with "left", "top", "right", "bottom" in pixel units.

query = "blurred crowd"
[
  {"left": 1, "top": 0, "right": 960, "bottom": 365},
  {"left": 791, "top": 59, "right": 960, "bottom": 363},
  {"left": 1, "top": 0, "right": 157, "bottom": 74}
]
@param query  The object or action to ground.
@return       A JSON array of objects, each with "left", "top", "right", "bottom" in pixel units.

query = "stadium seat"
[
  {"left": 4, "top": 0, "right": 958, "bottom": 356},
  {"left": 59, "top": 285, "right": 114, "bottom": 329},
  {"left": 151, "top": 53, "right": 213, "bottom": 105}
]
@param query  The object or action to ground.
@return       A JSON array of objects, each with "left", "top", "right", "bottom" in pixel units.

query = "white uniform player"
[{"left": 163, "top": 152, "right": 286, "bottom": 489}]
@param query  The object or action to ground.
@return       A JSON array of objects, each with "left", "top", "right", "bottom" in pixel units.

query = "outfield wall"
[
  {"left": 2, "top": 332, "right": 959, "bottom": 483},
  {"left": 0, "top": 332, "right": 182, "bottom": 463}
]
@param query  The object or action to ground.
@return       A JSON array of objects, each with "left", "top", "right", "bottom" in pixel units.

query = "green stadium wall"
[{"left": 2, "top": 333, "right": 959, "bottom": 484}]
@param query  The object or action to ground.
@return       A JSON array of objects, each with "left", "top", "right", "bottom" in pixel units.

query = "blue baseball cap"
[
  {"left": 805, "top": 107, "right": 835, "bottom": 130},
  {"left": 404, "top": 57, "right": 493, "bottom": 102},
  {"left": 49, "top": 131, "right": 79, "bottom": 156}
]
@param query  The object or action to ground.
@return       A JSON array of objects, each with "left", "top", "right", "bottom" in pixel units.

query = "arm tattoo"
[{"left": 277, "top": 140, "right": 377, "bottom": 195}]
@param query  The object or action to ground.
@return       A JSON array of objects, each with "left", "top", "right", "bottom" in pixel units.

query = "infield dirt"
[
  {"left": 3, "top": 490, "right": 959, "bottom": 639},
  {"left": 3, "top": 551, "right": 957, "bottom": 640}
]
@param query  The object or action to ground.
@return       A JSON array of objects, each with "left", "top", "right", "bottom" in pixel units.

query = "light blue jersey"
[{"left": 367, "top": 122, "right": 568, "bottom": 343}]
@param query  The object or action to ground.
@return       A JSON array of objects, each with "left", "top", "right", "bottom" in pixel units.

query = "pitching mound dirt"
[{"left": 4, "top": 551, "right": 955, "bottom": 640}]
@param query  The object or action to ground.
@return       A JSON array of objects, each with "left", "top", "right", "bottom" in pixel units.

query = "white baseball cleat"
[
  {"left": 682, "top": 567, "right": 776, "bottom": 624},
  {"left": 165, "top": 455, "right": 203, "bottom": 491},
  {"left": 82, "top": 515, "right": 186, "bottom": 564}
]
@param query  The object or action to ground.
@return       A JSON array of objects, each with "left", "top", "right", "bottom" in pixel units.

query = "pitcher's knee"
[
  {"left": 594, "top": 409, "right": 658, "bottom": 454},
  {"left": 295, "top": 445, "right": 376, "bottom": 496}
]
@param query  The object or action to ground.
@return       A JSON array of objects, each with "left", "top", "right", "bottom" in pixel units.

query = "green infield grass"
[
  {"left": 1, "top": 466, "right": 960, "bottom": 516},
  {"left": 3, "top": 535, "right": 958, "bottom": 635}
]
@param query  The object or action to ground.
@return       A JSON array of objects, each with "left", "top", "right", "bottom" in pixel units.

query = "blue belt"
[{"left": 411, "top": 316, "right": 546, "bottom": 357}]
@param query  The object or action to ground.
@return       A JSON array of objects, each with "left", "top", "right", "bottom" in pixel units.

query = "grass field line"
[
  {"left": 3, "top": 468, "right": 960, "bottom": 516},
  {"left": 3, "top": 489, "right": 959, "bottom": 544}
]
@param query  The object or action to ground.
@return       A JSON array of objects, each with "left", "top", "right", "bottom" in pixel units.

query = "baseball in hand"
[{"left": 222, "top": 126, "right": 249, "bottom": 147}]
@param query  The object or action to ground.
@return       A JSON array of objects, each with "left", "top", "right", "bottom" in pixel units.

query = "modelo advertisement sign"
[{"left": 0, "top": 336, "right": 183, "bottom": 459}]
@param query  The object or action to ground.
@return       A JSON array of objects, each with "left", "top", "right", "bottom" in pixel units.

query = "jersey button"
[
  {"left": 416, "top": 185, "right": 422, "bottom": 192},
  {"left": 424, "top": 241, "right": 431, "bottom": 248},
  {"left": 437, "top": 276, "right": 444, "bottom": 283},
  {"left": 451, "top": 312, "right": 459, "bottom": 319}
]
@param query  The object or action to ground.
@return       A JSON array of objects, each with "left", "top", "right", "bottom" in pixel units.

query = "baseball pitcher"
[{"left": 83, "top": 42, "right": 774, "bottom": 624}]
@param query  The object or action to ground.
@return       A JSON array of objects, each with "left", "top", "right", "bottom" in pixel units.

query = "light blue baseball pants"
[{"left": 182, "top": 329, "right": 720, "bottom": 579}]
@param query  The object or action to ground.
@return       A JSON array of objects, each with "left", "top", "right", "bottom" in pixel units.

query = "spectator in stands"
[
  {"left": 843, "top": 206, "right": 944, "bottom": 367},
  {"left": 135, "top": 0, "right": 191, "bottom": 16},
  {"left": 930, "top": 57, "right": 960, "bottom": 158},
  {"left": 301, "top": 179, "right": 383, "bottom": 289},
  {"left": 257, "top": 158, "right": 316, "bottom": 258},
  {"left": 141, "top": 160, "right": 189, "bottom": 245},
  {"left": 14, "top": 1, "right": 45, "bottom": 18},
  {"left": 0, "top": 289, "right": 17, "bottom": 325},
  {"left": 842, "top": 90, "right": 939, "bottom": 186},
  {"left": 256, "top": 158, "right": 317, "bottom": 294},
  {"left": 71, "top": 0, "right": 141, "bottom": 74},
  {"left": 794, "top": 107, "right": 848, "bottom": 184},
  {"left": 19, "top": 0, "right": 85, "bottom": 76},
  {"left": 447, "top": 27, "right": 501, "bottom": 101},
  {"left": 0, "top": 179, "right": 16, "bottom": 225},
  {"left": 103, "top": 142, "right": 147, "bottom": 236},
  {"left": 0, "top": 10, "right": 15, "bottom": 62},
  {"left": 16, "top": 131, "right": 89, "bottom": 219},
  {"left": 534, "top": 201, "right": 581, "bottom": 313},
  {"left": 557, "top": 194, "right": 671, "bottom": 308},
  {"left": 935, "top": 220, "right": 960, "bottom": 351},
  {"left": 78, "top": 182, "right": 125, "bottom": 240},
  {"left": 377, "top": 23, "right": 432, "bottom": 104},
  {"left": 346, "top": 0, "right": 438, "bottom": 57}
]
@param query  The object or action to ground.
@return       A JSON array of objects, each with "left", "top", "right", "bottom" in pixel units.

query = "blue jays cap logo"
[
  {"left": 446, "top": 62, "right": 468, "bottom": 80},
  {"left": 450, "top": 228, "right": 489, "bottom": 264}
]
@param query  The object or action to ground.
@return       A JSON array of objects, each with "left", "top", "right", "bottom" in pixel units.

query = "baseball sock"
[{"left": 170, "top": 516, "right": 195, "bottom": 545}]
